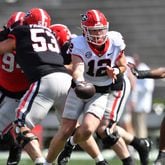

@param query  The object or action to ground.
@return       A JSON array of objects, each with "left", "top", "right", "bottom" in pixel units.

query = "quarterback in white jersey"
[
  {"left": 46, "top": 9, "right": 131, "bottom": 165},
  {"left": 48, "top": 11, "right": 152, "bottom": 165},
  {"left": 64, "top": 30, "right": 127, "bottom": 119},
  {"left": 70, "top": 31, "right": 125, "bottom": 87}
]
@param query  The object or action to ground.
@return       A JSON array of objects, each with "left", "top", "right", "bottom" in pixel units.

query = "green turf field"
[
  {"left": 0, "top": 148, "right": 156, "bottom": 165},
  {"left": 0, "top": 158, "right": 154, "bottom": 165}
]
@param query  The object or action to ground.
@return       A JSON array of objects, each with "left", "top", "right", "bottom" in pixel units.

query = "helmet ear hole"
[{"left": 24, "top": 8, "right": 51, "bottom": 27}]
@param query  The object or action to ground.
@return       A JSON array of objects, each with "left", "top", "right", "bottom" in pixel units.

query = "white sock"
[
  {"left": 34, "top": 157, "right": 46, "bottom": 164},
  {"left": 94, "top": 153, "right": 104, "bottom": 163},
  {"left": 69, "top": 136, "right": 77, "bottom": 146}
]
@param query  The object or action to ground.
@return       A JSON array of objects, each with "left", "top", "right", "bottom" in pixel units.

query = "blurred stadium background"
[{"left": 0, "top": 0, "right": 164, "bottom": 164}]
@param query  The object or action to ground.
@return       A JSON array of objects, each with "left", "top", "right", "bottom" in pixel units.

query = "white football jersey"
[{"left": 70, "top": 31, "right": 126, "bottom": 86}]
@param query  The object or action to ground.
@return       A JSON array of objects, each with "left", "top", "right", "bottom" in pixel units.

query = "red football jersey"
[{"left": 0, "top": 51, "right": 30, "bottom": 93}]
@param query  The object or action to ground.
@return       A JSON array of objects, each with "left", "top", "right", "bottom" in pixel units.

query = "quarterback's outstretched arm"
[{"left": 128, "top": 63, "right": 165, "bottom": 79}]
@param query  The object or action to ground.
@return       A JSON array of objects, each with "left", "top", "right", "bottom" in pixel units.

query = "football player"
[
  {"left": 50, "top": 23, "right": 110, "bottom": 165},
  {"left": 0, "top": 8, "right": 72, "bottom": 165},
  {"left": 50, "top": 23, "right": 134, "bottom": 165},
  {"left": 0, "top": 11, "right": 29, "bottom": 165},
  {"left": 45, "top": 9, "right": 129, "bottom": 165},
  {"left": 49, "top": 23, "right": 73, "bottom": 73},
  {"left": 48, "top": 10, "right": 152, "bottom": 165},
  {"left": 55, "top": 28, "right": 152, "bottom": 165}
]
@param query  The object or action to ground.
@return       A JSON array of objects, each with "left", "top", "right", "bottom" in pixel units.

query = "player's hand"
[
  {"left": 0, "top": 20, "right": 21, "bottom": 41},
  {"left": 106, "top": 66, "right": 117, "bottom": 83}
]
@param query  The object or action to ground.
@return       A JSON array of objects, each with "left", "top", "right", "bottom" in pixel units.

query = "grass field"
[
  {"left": 0, "top": 149, "right": 156, "bottom": 165},
  {"left": 0, "top": 158, "right": 154, "bottom": 165}
]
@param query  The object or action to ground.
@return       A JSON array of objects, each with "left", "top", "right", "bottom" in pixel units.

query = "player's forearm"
[
  {"left": 150, "top": 67, "right": 165, "bottom": 78},
  {"left": 72, "top": 64, "right": 85, "bottom": 81},
  {"left": 64, "top": 64, "right": 73, "bottom": 75},
  {"left": 137, "top": 68, "right": 165, "bottom": 79}
]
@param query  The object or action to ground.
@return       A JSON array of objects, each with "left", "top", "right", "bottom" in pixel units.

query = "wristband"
[
  {"left": 113, "top": 67, "right": 120, "bottom": 75},
  {"left": 74, "top": 80, "right": 84, "bottom": 85}
]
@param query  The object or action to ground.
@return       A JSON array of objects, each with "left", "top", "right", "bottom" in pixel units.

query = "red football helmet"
[
  {"left": 50, "top": 24, "right": 72, "bottom": 47},
  {"left": 24, "top": 8, "right": 51, "bottom": 27},
  {"left": 81, "top": 9, "right": 109, "bottom": 45},
  {"left": 6, "top": 11, "right": 26, "bottom": 28}
]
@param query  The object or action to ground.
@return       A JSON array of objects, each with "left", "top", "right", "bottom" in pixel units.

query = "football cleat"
[
  {"left": 136, "top": 138, "right": 152, "bottom": 165},
  {"left": 57, "top": 140, "right": 75, "bottom": 165},
  {"left": 7, "top": 143, "right": 22, "bottom": 165},
  {"left": 96, "top": 160, "right": 109, "bottom": 165}
]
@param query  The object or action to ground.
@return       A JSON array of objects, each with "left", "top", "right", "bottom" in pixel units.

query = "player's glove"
[
  {"left": 0, "top": 20, "right": 21, "bottom": 41},
  {"left": 74, "top": 81, "right": 96, "bottom": 99},
  {"left": 127, "top": 62, "right": 141, "bottom": 77},
  {"left": 127, "top": 62, "right": 152, "bottom": 79},
  {"left": 0, "top": 26, "right": 10, "bottom": 41}
]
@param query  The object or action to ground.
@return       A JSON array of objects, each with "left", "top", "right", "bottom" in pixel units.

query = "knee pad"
[
  {"left": 102, "top": 127, "right": 120, "bottom": 148},
  {"left": 16, "top": 128, "right": 39, "bottom": 148},
  {"left": 6, "top": 123, "right": 39, "bottom": 148}
]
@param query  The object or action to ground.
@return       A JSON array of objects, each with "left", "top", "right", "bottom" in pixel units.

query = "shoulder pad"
[{"left": 108, "top": 31, "right": 125, "bottom": 49}]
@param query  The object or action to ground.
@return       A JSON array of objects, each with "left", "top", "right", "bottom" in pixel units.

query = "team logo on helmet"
[
  {"left": 81, "top": 10, "right": 109, "bottom": 46},
  {"left": 25, "top": 12, "right": 30, "bottom": 17},
  {"left": 81, "top": 14, "right": 88, "bottom": 22}
]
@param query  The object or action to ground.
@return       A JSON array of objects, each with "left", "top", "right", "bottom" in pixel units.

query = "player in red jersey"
[
  {"left": 0, "top": 11, "right": 30, "bottom": 165},
  {"left": 0, "top": 8, "right": 72, "bottom": 165}
]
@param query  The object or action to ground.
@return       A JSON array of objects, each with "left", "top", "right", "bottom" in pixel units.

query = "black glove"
[
  {"left": 0, "top": 20, "right": 21, "bottom": 41},
  {"left": 0, "top": 26, "right": 10, "bottom": 41},
  {"left": 128, "top": 62, "right": 152, "bottom": 79}
]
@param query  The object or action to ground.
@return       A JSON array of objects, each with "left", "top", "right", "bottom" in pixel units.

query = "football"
[{"left": 74, "top": 81, "right": 96, "bottom": 99}]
